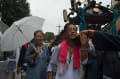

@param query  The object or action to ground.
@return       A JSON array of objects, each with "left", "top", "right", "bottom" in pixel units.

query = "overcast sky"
[{"left": 27, "top": 0, "right": 111, "bottom": 35}]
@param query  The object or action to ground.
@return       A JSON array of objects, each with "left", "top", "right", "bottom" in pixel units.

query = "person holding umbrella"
[
  {"left": 24, "top": 30, "right": 50, "bottom": 79},
  {"left": 17, "top": 39, "right": 34, "bottom": 79}
]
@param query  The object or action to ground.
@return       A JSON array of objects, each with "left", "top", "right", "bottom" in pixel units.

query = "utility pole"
[{"left": 56, "top": 24, "right": 62, "bottom": 34}]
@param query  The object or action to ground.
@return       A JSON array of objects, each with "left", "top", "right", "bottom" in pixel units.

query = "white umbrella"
[{"left": 1, "top": 16, "right": 45, "bottom": 51}]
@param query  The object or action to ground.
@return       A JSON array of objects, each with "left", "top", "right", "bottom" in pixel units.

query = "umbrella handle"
[{"left": 31, "top": 44, "right": 36, "bottom": 51}]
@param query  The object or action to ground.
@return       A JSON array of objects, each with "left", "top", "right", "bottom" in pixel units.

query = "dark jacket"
[
  {"left": 93, "top": 31, "right": 120, "bottom": 51},
  {"left": 103, "top": 51, "right": 120, "bottom": 79},
  {"left": 17, "top": 43, "right": 28, "bottom": 70}
]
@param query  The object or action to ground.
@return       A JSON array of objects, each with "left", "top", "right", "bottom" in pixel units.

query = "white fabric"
[
  {"left": 48, "top": 44, "right": 87, "bottom": 79},
  {"left": 47, "top": 46, "right": 56, "bottom": 72},
  {"left": 56, "top": 54, "right": 82, "bottom": 79},
  {"left": 15, "top": 73, "right": 21, "bottom": 79},
  {"left": 47, "top": 63, "right": 53, "bottom": 72},
  {"left": 88, "top": 39, "right": 94, "bottom": 49},
  {"left": 56, "top": 51, "right": 87, "bottom": 79}
]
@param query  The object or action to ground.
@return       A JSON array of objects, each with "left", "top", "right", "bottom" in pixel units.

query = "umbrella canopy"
[
  {"left": 1, "top": 16, "right": 45, "bottom": 51},
  {"left": 0, "top": 21, "right": 9, "bottom": 33}
]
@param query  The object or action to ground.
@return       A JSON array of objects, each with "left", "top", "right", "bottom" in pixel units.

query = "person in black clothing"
[
  {"left": 17, "top": 43, "right": 29, "bottom": 79},
  {"left": 80, "top": 30, "right": 120, "bottom": 51},
  {"left": 17, "top": 39, "right": 34, "bottom": 79},
  {"left": 80, "top": 30, "right": 120, "bottom": 79}
]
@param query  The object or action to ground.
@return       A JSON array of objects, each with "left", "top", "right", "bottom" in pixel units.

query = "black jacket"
[
  {"left": 17, "top": 44, "right": 28, "bottom": 69},
  {"left": 93, "top": 31, "right": 120, "bottom": 51}
]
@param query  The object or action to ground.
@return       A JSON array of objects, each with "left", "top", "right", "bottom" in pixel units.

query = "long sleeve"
[
  {"left": 48, "top": 45, "right": 61, "bottom": 72},
  {"left": 17, "top": 46, "right": 26, "bottom": 67},
  {"left": 46, "top": 47, "right": 51, "bottom": 63},
  {"left": 24, "top": 44, "right": 35, "bottom": 67},
  {"left": 93, "top": 31, "right": 120, "bottom": 51}
]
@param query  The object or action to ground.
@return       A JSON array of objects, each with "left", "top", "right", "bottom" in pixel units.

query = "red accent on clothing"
[
  {"left": 24, "top": 44, "right": 28, "bottom": 50},
  {"left": 58, "top": 40, "right": 80, "bottom": 69}
]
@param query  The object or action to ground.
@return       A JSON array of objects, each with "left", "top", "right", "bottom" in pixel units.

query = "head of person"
[
  {"left": 34, "top": 30, "right": 44, "bottom": 45},
  {"left": 56, "top": 30, "right": 66, "bottom": 43},
  {"left": 49, "top": 30, "right": 66, "bottom": 47},
  {"left": 64, "top": 23, "right": 77, "bottom": 40},
  {"left": 51, "top": 35, "right": 61, "bottom": 47}
]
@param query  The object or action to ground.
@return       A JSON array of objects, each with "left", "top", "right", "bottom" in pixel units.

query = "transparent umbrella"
[{"left": 1, "top": 16, "right": 45, "bottom": 51}]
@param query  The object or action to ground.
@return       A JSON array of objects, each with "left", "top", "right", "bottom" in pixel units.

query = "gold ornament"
[{"left": 93, "top": 8, "right": 100, "bottom": 13}]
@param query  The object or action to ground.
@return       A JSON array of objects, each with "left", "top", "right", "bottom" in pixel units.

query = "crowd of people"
[{"left": 0, "top": 22, "right": 120, "bottom": 79}]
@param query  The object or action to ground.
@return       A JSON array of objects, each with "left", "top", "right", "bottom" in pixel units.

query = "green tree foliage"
[
  {"left": 0, "top": 0, "right": 30, "bottom": 26},
  {"left": 44, "top": 32, "right": 55, "bottom": 43}
]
